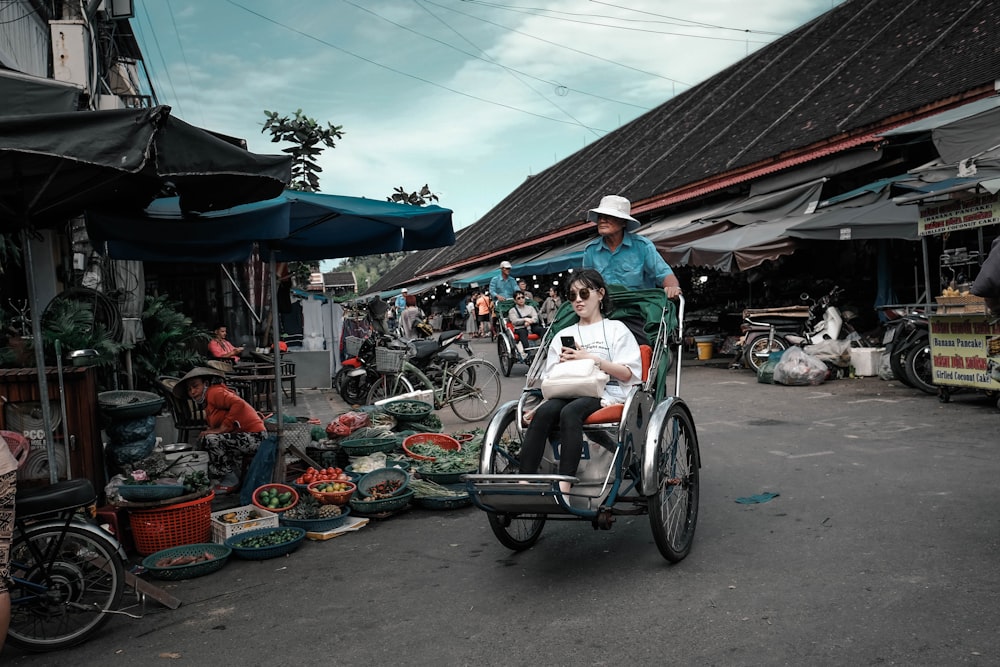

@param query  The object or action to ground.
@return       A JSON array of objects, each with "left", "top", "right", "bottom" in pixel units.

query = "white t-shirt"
[{"left": 544, "top": 318, "right": 642, "bottom": 404}]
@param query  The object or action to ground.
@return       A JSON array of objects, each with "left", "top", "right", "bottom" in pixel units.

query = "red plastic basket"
[
  {"left": 402, "top": 433, "right": 461, "bottom": 461},
  {"left": 129, "top": 491, "right": 215, "bottom": 556}
]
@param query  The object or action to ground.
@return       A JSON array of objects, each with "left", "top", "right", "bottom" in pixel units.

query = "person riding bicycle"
[
  {"left": 0, "top": 432, "right": 17, "bottom": 648},
  {"left": 517, "top": 269, "right": 642, "bottom": 496}
]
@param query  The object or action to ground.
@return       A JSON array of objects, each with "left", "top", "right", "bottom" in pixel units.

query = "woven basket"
[
  {"left": 98, "top": 390, "right": 164, "bottom": 420},
  {"left": 375, "top": 347, "right": 406, "bottom": 373},
  {"left": 415, "top": 468, "right": 476, "bottom": 485},
  {"left": 345, "top": 336, "right": 364, "bottom": 357},
  {"left": 356, "top": 467, "right": 409, "bottom": 498},
  {"left": 339, "top": 436, "right": 398, "bottom": 457},
  {"left": 129, "top": 491, "right": 215, "bottom": 556},
  {"left": 142, "top": 543, "right": 232, "bottom": 580}
]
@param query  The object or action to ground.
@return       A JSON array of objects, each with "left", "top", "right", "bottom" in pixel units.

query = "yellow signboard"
[
  {"left": 918, "top": 192, "right": 1000, "bottom": 236},
  {"left": 929, "top": 315, "right": 1000, "bottom": 389}
]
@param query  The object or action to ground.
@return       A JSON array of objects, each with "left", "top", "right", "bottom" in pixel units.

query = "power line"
[
  {"left": 223, "top": 0, "right": 611, "bottom": 131},
  {"left": 423, "top": 0, "right": 691, "bottom": 85},
  {"left": 586, "top": 0, "right": 784, "bottom": 35},
  {"left": 136, "top": 0, "right": 184, "bottom": 118},
  {"left": 411, "top": 0, "right": 602, "bottom": 137},
  {"left": 164, "top": 0, "right": 204, "bottom": 126}
]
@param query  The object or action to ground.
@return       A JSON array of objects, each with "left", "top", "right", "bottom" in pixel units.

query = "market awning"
[
  {"left": 700, "top": 178, "right": 826, "bottom": 225},
  {"left": 785, "top": 197, "right": 920, "bottom": 241},
  {"left": 0, "top": 70, "right": 82, "bottom": 116},
  {"left": 671, "top": 219, "right": 800, "bottom": 272}
]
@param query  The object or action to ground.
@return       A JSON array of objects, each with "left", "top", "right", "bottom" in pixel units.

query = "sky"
[{"left": 131, "top": 0, "right": 842, "bottom": 270}]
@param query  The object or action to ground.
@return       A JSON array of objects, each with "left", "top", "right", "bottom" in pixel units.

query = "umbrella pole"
[
  {"left": 269, "top": 252, "right": 285, "bottom": 483},
  {"left": 21, "top": 229, "right": 59, "bottom": 484}
]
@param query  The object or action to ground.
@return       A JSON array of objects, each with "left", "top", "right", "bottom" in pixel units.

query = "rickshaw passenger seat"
[
  {"left": 506, "top": 321, "right": 540, "bottom": 342},
  {"left": 583, "top": 345, "right": 652, "bottom": 425}
]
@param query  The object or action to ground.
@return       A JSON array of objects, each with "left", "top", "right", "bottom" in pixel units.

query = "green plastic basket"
[
  {"left": 225, "top": 527, "right": 306, "bottom": 560},
  {"left": 414, "top": 468, "right": 476, "bottom": 485},
  {"left": 339, "top": 436, "right": 398, "bottom": 457},
  {"left": 349, "top": 488, "right": 414, "bottom": 515},
  {"left": 381, "top": 400, "right": 433, "bottom": 422},
  {"left": 142, "top": 543, "right": 232, "bottom": 580},
  {"left": 279, "top": 507, "right": 352, "bottom": 532}
]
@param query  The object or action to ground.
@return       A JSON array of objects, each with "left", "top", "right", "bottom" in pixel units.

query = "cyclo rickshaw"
[
  {"left": 465, "top": 288, "right": 701, "bottom": 562},
  {"left": 494, "top": 297, "right": 545, "bottom": 376}
]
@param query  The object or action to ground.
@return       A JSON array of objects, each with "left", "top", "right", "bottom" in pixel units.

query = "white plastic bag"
[
  {"left": 803, "top": 339, "right": 852, "bottom": 367},
  {"left": 773, "top": 346, "right": 829, "bottom": 386}
]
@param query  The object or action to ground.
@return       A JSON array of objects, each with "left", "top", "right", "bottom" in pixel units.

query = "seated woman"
[
  {"left": 173, "top": 367, "right": 265, "bottom": 494},
  {"left": 518, "top": 269, "right": 642, "bottom": 494},
  {"left": 507, "top": 290, "right": 545, "bottom": 357},
  {"left": 207, "top": 323, "right": 244, "bottom": 363}
]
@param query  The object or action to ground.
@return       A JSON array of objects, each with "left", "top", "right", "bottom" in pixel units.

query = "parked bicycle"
[
  {"left": 7, "top": 478, "right": 128, "bottom": 651},
  {"left": 366, "top": 330, "right": 501, "bottom": 422}
]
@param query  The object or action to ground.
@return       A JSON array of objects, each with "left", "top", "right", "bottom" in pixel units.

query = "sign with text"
[
  {"left": 918, "top": 192, "right": 1000, "bottom": 236},
  {"left": 929, "top": 315, "right": 1000, "bottom": 389}
]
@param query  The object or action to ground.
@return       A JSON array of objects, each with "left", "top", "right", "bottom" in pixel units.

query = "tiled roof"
[{"left": 370, "top": 0, "right": 1000, "bottom": 293}]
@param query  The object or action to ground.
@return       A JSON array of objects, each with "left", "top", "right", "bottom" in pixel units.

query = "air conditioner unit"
[{"left": 50, "top": 21, "right": 92, "bottom": 90}]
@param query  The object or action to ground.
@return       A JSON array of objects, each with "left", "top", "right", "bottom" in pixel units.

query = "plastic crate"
[
  {"left": 375, "top": 347, "right": 406, "bottom": 373},
  {"left": 210, "top": 505, "right": 280, "bottom": 544},
  {"left": 345, "top": 336, "right": 364, "bottom": 357}
]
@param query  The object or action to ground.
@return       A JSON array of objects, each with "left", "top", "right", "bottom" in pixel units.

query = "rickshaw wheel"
[
  {"left": 484, "top": 408, "right": 545, "bottom": 550},
  {"left": 648, "top": 402, "right": 700, "bottom": 563},
  {"left": 497, "top": 335, "right": 514, "bottom": 377}
]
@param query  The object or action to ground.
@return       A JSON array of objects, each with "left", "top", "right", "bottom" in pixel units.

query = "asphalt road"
[{"left": 6, "top": 339, "right": 1000, "bottom": 666}]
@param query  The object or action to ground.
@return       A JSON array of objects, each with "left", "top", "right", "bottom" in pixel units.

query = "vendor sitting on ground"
[
  {"left": 174, "top": 367, "right": 265, "bottom": 495},
  {"left": 207, "top": 323, "right": 244, "bottom": 363},
  {"left": 507, "top": 290, "right": 545, "bottom": 358}
]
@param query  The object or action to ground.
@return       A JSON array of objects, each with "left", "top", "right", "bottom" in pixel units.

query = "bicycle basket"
[
  {"left": 345, "top": 336, "right": 364, "bottom": 357},
  {"left": 375, "top": 347, "right": 406, "bottom": 373}
]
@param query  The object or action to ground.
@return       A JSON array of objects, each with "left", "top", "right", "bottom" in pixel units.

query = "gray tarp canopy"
[{"left": 785, "top": 196, "right": 920, "bottom": 241}]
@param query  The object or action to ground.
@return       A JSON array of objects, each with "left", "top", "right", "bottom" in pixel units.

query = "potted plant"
[{"left": 132, "top": 295, "right": 209, "bottom": 391}]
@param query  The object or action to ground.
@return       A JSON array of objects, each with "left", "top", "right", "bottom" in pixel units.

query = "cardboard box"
[{"left": 850, "top": 347, "right": 883, "bottom": 377}]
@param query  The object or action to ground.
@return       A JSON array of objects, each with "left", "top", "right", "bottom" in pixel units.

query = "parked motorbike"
[
  {"left": 403, "top": 329, "right": 473, "bottom": 384},
  {"left": 881, "top": 308, "right": 933, "bottom": 394},
  {"left": 334, "top": 332, "right": 394, "bottom": 404},
  {"left": 740, "top": 286, "right": 868, "bottom": 372}
]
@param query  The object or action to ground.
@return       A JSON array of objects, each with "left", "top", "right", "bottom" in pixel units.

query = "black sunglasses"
[{"left": 568, "top": 288, "right": 594, "bottom": 301}]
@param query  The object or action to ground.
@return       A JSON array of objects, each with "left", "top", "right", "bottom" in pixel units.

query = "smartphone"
[{"left": 560, "top": 336, "right": 576, "bottom": 349}]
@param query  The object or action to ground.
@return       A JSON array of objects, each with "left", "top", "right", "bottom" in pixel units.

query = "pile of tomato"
[{"left": 294, "top": 466, "right": 350, "bottom": 485}]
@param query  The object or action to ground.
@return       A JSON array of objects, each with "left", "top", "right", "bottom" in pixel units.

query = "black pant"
[
  {"left": 513, "top": 323, "right": 545, "bottom": 347},
  {"left": 518, "top": 396, "right": 603, "bottom": 476}
]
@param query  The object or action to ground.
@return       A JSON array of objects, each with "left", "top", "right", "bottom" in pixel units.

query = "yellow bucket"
[{"left": 696, "top": 341, "right": 713, "bottom": 360}]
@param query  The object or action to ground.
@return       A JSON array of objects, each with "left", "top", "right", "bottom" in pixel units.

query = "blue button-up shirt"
[
  {"left": 489, "top": 274, "right": 519, "bottom": 300},
  {"left": 582, "top": 232, "right": 673, "bottom": 290}
]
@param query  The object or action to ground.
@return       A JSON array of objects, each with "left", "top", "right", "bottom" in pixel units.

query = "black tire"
[
  {"left": 904, "top": 342, "right": 936, "bottom": 395},
  {"left": 336, "top": 368, "right": 377, "bottom": 405},
  {"left": 648, "top": 403, "right": 700, "bottom": 563},
  {"left": 497, "top": 335, "right": 513, "bottom": 377},
  {"left": 8, "top": 525, "right": 125, "bottom": 651},
  {"left": 888, "top": 341, "right": 914, "bottom": 387},
  {"left": 365, "top": 373, "right": 414, "bottom": 405},
  {"left": 447, "top": 359, "right": 501, "bottom": 422},
  {"left": 743, "top": 334, "right": 788, "bottom": 373},
  {"left": 484, "top": 409, "right": 545, "bottom": 550}
]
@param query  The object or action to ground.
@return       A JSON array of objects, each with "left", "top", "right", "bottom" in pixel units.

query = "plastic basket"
[
  {"left": 382, "top": 399, "right": 433, "bottom": 422},
  {"left": 279, "top": 507, "right": 352, "bottom": 532},
  {"left": 98, "top": 390, "right": 164, "bottom": 419},
  {"left": 117, "top": 483, "right": 187, "bottom": 502},
  {"left": 308, "top": 480, "right": 356, "bottom": 506},
  {"left": 415, "top": 467, "right": 476, "bottom": 485},
  {"left": 251, "top": 483, "right": 299, "bottom": 513},
  {"left": 210, "top": 505, "right": 280, "bottom": 544},
  {"left": 349, "top": 488, "right": 414, "bottom": 515},
  {"left": 226, "top": 526, "right": 306, "bottom": 560},
  {"left": 142, "top": 543, "right": 232, "bottom": 580},
  {"left": 345, "top": 336, "right": 364, "bottom": 357},
  {"left": 356, "top": 467, "right": 409, "bottom": 498},
  {"left": 375, "top": 347, "right": 406, "bottom": 373},
  {"left": 339, "top": 436, "right": 398, "bottom": 457},
  {"left": 129, "top": 491, "right": 215, "bottom": 556},
  {"left": 402, "top": 433, "right": 461, "bottom": 461}
]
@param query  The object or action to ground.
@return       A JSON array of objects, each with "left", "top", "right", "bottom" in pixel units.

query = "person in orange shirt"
[
  {"left": 475, "top": 290, "right": 493, "bottom": 338},
  {"left": 174, "top": 368, "right": 265, "bottom": 494},
  {"left": 207, "top": 323, "right": 244, "bottom": 362}
]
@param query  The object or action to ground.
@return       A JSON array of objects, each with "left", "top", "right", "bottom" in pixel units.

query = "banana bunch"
[{"left": 941, "top": 286, "right": 970, "bottom": 297}]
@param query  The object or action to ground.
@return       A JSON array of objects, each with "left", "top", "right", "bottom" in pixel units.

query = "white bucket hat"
[
  {"left": 588, "top": 194, "right": 640, "bottom": 232},
  {"left": 500, "top": 261, "right": 512, "bottom": 269},
  {"left": 401, "top": 288, "right": 408, "bottom": 293}
]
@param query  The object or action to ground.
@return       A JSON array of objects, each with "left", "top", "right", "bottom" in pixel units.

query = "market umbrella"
[
  {"left": 0, "top": 104, "right": 292, "bottom": 483},
  {"left": 87, "top": 190, "right": 456, "bottom": 476}
]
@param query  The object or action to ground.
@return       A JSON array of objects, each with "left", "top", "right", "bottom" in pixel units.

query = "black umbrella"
[{"left": 0, "top": 105, "right": 292, "bottom": 482}]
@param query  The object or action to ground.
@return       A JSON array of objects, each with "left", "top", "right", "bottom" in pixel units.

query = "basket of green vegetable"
[
  {"left": 402, "top": 433, "right": 461, "bottom": 461},
  {"left": 339, "top": 436, "right": 398, "bottom": 457},
  {"left": 225, "top": 526, "right": 306, "bottom": 560},
  {"left": 381, "top": 399, "right": 433, "bottom": 422},
  {"left": 410, "top": 479, "right": 473, "bottom": 510}
]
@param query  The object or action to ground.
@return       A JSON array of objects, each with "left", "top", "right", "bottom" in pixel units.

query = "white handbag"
[{"left": 541, "top": 359, "right": 609, "bottom": 399}]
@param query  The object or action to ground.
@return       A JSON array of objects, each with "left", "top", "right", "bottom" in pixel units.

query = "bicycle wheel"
[
  {"left": 648, "top": 402, "right": 700, "bottom": 563},
  {"left": 497, "top": 335, "right": 514, "bottom": 377},
  {"left": 8, "top": 525, "right": 125, "bottom": 651},
  {"left": 484, "top": 408, "right": 545, "bottom": 550},
  {"left": 366, "top": 373, "right": 415, "bottom": 405},
  {"left": 446, "top": 359, "right": 501, "bottom": 422}
]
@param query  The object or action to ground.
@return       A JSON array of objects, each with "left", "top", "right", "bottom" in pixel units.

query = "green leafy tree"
[
  {"left": 262, "top": 109, "right": 344, "bottom": 193},
  {"left": 388, "top": 184, "right": 439, "bottom": 206}
]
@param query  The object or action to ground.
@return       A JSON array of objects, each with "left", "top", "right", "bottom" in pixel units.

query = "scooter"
[
  {"left": 740, "top": 286, "right": 860, "bottom": 372},
  {"left": 882, "top": 309, "right": 932, "bottom": 393}
]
